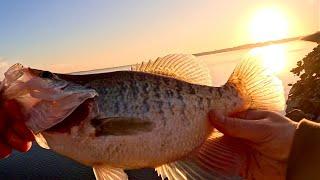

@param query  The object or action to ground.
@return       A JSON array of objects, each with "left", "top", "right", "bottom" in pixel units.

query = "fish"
[{"left": 1, "top": 54, "right": 285, "bottom": 180}]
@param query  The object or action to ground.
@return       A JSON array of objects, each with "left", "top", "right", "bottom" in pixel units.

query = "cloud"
[{"left": 0, "top": 58, "right": 11, "bottom": 79}]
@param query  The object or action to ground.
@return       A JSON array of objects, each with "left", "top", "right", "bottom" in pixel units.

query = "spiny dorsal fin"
[
  {"left": 155, "top": 136, "right": 247, "bottom": 180},
  {"left": 93, "top": 165, "right": 128, "bottom": 180},
  {"left": 131, "top": 54, "right": 213, "bottom": 86}
]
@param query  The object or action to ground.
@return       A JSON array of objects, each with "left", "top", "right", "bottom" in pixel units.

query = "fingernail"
[{"left": 20, "top": 141, "right": 32, "bottom": 153}]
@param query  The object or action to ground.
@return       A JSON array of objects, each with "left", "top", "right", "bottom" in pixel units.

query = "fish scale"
[{"left": 98, "top": 72, "right": 210, "bottom": 118}]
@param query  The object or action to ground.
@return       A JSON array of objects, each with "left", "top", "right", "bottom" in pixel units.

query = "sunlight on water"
[
  {"left": 248, "top": 7, "right": 290, "bottom": 74},
  {"left": 249, "top": 45, "right": 287, "bottom": 74}
]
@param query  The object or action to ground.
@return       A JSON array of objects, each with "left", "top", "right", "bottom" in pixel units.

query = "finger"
[
  {"left": 0, "top": 140, "right": 12, "bottom": 158},
  {"left": 233, "top": 109, "right": 271, "bottom": 120},
  {"left": 4, "top": 99, "right": 25, "bottom": 122},
  {"left": 5, "top": 129, "right": 32, "bottom": 152},
  {"left": 12, "top": 121, "right": 34, "bottom": 141},
  {"left": 3, "top": 100, "right": 34, "bottom": 141},
  {"left": 209, "top": 110, "right": 264, "bottom": 140}
]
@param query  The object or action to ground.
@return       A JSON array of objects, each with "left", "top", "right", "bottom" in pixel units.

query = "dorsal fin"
[{"left": 131, "top": 54, "right": 213, "bottom": 86}]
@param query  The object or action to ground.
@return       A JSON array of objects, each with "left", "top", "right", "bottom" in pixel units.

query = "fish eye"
[{"left": 39, "top": 71, "right": 54, "bottom": 79}]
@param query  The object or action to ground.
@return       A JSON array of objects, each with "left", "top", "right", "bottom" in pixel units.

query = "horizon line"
[{"left": 71, "top": 31, "right": 319, "bottom": 74}]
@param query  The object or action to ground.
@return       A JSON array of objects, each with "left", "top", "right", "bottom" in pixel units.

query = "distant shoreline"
[{"left": 71, "top": 32, "right": 319, "bottom": 75}]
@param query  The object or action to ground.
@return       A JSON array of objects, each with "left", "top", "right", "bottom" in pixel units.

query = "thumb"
[{"left": 209, "top": 110, "right": 263, "bottom": 141}]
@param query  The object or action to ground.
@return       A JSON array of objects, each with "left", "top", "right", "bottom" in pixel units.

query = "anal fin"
[
  {"left": 93, "top": 165, "right": 128, "bottom": 180},
  {"left": 156, "top": 135, "right": 248, "bottom": 180},
  {"left": 195, "top": 135, "right": 248, "bottom": 178}
]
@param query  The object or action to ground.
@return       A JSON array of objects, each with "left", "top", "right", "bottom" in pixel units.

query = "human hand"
[
  {"left": 209, "top": 110, "right": 298, "bottom": 180},
  {"left": 0, "top": 99, "right": 34, "bottom": 158}
]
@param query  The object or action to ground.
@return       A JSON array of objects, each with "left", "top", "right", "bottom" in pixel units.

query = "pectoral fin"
[
  {"left": 91, "top": 117, "right": 154, "bottom": 136},
  {"left": 93, "top": 165, "right": 128, "bottom": 180},
  {"left": 156, "top": 135, "right": 248, "bottom": 180}
]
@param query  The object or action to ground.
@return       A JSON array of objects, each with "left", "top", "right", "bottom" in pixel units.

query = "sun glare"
[
  {"left": 250, "top": 8, "right": 289, "bottom": 42},
  {"left": 248, "top": 7, "right": 289, "bottom": 73}
]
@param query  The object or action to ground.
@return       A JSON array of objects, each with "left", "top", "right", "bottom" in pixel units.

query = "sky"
[{"left": 0, "top": 0, "right": 319, "bottom": 73}]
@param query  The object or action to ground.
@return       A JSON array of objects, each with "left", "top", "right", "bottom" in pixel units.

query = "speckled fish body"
[{"left": 41, "top": 70, "right": 243, "bottom": 168}]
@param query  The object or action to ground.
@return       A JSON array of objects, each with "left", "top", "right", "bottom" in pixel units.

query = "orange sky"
[{"left": 0, "top": 0, "right": 319, "bottom": 73}]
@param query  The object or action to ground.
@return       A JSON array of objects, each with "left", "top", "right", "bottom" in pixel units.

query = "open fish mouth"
[
  {"left": 1, "top": 65, "right": 98, "bottom": 133},
  {"left": 26, "top": 68, "right": 98, "bottom": 133}
]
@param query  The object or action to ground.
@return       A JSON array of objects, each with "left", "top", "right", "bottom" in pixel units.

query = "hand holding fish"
[
  {"left": 0, "top": 99, "right": 34, "bottom": 159},
  {"left": 209, "top": 110, "right": 297, "bottom": 179}
]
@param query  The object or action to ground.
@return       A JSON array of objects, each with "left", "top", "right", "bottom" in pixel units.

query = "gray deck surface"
[{"left": 0, "top": 144, "right": 161, "bottom": 180}]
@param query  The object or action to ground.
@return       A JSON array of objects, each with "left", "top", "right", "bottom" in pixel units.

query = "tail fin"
[{"left": 227, "top": 56, "right": 285, "bottom": 111}]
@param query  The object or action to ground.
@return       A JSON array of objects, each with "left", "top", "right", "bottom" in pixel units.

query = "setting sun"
[
  {"left": 250, "top": 8, "right": 289, "bottom": 42},
  {"left": 249, "top": 7, "right": 290, "bottom": 73}
]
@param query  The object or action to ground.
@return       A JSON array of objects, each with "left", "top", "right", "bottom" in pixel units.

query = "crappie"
[{"left": 1, "top": 54, "right": 284, "bottom": 180}]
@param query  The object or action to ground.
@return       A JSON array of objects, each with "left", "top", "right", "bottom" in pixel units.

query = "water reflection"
[{"left": 249, "top": 45, "right": 287, "bottom": 74}]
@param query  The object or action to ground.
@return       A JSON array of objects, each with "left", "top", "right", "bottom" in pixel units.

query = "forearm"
[{"left": 287, "top": 119, "right": 320, "bottom": 180}]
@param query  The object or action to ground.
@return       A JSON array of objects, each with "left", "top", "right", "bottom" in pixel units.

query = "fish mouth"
[{"left": 24, "top": 68, "right": 98, "bottom": 133}]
